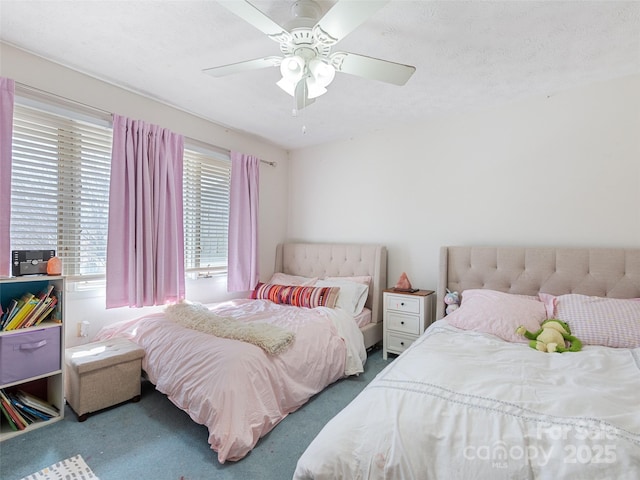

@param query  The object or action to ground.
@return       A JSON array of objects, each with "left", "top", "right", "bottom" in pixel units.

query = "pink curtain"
[
  {"left": 0, "top": 78, "right": 15, "bottom": 277},
  {"left": 227, "top": 152, "right": 259, "bottom": 292},
  {"left": 106, "top": 114, "right": 185, "bottom": 308}
]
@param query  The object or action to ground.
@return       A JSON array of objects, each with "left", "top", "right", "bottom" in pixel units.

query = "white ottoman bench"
[{"left": 65, "top": 337, "right": 144, "bottom": 421}]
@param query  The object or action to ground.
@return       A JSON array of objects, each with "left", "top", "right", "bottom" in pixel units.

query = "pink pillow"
[
  {"left": 539, "top": 293, "right": 640, "bottom": 348},
  {"left": 446, "top": 289, "right": 546, "bottom": 343}
]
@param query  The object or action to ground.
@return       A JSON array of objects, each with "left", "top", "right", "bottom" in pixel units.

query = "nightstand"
[{"left": 383, "top": 289, "right": 435, "bottom": 359}]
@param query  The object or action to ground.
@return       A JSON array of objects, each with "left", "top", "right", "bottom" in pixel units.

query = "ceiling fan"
[{"left": 204, "top": 0, "right": 416, "bottom": 111}]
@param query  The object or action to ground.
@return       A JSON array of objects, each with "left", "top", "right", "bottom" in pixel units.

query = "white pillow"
[
  {"left": 268, "top": 272, "right": 317, "bottom": 286},
  {"left": 315, "top": 279, "right": 369, "bottom": 316}
]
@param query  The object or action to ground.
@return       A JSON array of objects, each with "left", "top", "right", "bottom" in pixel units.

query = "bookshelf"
[{"left": 0, "top": 276, "right": 65, "bottom": 441}]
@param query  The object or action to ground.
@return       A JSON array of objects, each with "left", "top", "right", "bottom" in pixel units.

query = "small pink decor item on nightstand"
[{"left": 394, "top": 272, "right": 417, "bottom": 292}]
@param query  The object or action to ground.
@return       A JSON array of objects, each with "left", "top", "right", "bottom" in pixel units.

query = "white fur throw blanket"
[{"left": 165, "top": 302, "right": 295, "bottom": 355}]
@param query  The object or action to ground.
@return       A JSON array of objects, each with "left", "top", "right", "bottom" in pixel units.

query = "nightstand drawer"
[
  {"left": 386, "top": 333, "right": 415, "bottom": 353},
  {"left": 385, "top": 294, "right": 421, "bottom": 314},
  {"left": 386, "top": 312, "right": 420, "bottom": 335}
]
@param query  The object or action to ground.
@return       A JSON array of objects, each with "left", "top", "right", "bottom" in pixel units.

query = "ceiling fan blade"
[
  {"left": 330, "top": 52, "right": 416, "bottom": 86},
  {"left": 203, "top": 56, "right": 282, "bottom": 77},
  {"left": 315, "top": 0, "right": 389, "bottom": 43},
  {"left": 218, "top": 0, "right": 288, "bottom": 40}
]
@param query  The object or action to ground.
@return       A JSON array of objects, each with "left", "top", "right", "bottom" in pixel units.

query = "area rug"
[{"left": 20, "top": 454, "right": 99, "bottom": 480}]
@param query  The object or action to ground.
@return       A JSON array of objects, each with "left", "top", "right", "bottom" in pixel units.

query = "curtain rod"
[
  {"left": 15, "top": 81, "right": 277, "bottom": 167},
  {"left": 184, "top": 137, "right": 277, "bottom": 167},
  {"left": 16, "top": 82, "right": 112, "bottom": 118}
]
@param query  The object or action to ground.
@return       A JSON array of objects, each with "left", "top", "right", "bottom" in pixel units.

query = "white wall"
[
  {"left": 288, "top": 75, "right": 640, "bottom": 293},
  {"left": 0, "top": 43, "right": 290, "bottom": 347}
]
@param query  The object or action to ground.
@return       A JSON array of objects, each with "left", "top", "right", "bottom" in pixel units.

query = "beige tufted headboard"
[
  {"left": 437, "top": 246, "right": 640, "bottom": 319},
  {"left": 275, "top": 242, "right": 388, "bottom": 349}
]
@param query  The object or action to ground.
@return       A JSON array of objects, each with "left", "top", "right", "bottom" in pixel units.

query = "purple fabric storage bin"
[{"left": 0, "top": 326, "right": 61, "bottom": 385}]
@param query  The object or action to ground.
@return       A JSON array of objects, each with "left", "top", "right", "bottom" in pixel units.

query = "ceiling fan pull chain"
[{"left": 290, "top": 96, "right": 307, "bottom": 135}]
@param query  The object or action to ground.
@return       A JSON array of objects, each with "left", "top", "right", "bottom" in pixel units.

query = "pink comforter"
[{"left": 94, "top": 299, "right": 365, "bottom": 462}]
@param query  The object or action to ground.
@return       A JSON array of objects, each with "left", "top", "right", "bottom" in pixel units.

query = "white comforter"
[
  {"left": 94, "top": 299, "right": 365, "bottom": 463},
  {"left": 294, "top": 320, "right": 640, "bottom": 479}
]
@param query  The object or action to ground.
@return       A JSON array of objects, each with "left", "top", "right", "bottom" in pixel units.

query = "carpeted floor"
[{"left": 1, "top": 347, "right": 391, "bottom": 480}]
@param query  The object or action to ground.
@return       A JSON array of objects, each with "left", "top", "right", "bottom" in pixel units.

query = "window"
[
  {"left": 10, "top": 98, "right": 231, "bottom": 281},
  {"left": 10, "top": 103, "right": 112, "bottom": 279},
  {"left": 183, "top": 146, "right": 231, "bottom": 273}
]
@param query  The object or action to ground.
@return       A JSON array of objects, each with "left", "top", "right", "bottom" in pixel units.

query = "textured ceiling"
[{"left": 1, "top": 0, "right": 639, "bottom": 150}]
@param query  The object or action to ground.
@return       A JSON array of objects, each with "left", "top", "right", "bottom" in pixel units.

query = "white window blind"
[
  {"left": 183, "top": 147, "right": 231, "bottom": 272},
  {"left": 10, "top": 104, "right": 112, "bottom": 280}
]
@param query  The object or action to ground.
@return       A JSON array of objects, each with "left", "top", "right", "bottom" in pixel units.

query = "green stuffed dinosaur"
[{"left": 516, "top": 319, "right": 582, "bottom": 353}]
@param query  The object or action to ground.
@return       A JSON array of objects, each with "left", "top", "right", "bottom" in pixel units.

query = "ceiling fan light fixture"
[
  {"left": 280, "top": 55, "right": 305, "bottom": 82},
  {"left": 308, "top": 58, "right": 335, "bottom": 88},
  {"left": 306, "top": 77, "right": 327, "bottom": 99},
  {"left": 277, "top": 55, "right": 307, "bottom": 96},
  {"left": 276, "top": 77, "right": 296, "bottom": 96}
]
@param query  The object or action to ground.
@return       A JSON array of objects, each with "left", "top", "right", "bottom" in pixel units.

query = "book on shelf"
[
  {"left": 0, "top": 388, "right": 58, "bottom": 432},
  {"left": 22, "top": 296, "right": 55, "bottom": 329},
  {"left": 2, "top": 292, "right": 34, "bottom": 330},
  {"left": 0, "top": 299, "right": 18, "bottom": 330},
  {"left": 1, "top": 284, "right": 59, "bottom": 331},
  {"left": 10, "top": 296, "right": 39, "bottom": 329},
  {"left": 15, "top": 390, "right": 59, "bottom": 418},
  {"left": 0, "top": 389, "right": 28, "bottom": 430},
  {"left": 9, "top": 395, "right": 52, "bottom": 421},
  {"left": 33, "top": 296, "right": 58, "bottom": 327},
  {"left": 0, "top": 397, "right": 19, "bottom": 431},
  {"left": 1, "top": 294, "right": 30, "bottom": 331},
  {"left": 18, "top": 284, "right": 53, "bottom": 328}
]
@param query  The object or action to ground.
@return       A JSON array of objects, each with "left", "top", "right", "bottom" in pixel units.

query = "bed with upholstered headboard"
[
  {"left": 95, "top": 241, "right": 387, "bottom": 464},
  {"left": 275, "top": 242, "right": 387, "bottom": 349},
  {"left": 294, "top": 245, "right": 640, "bottom": 479}
]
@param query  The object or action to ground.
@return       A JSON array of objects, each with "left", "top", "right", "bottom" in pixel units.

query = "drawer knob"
[
  {"left": 400, "top": 302, "right": 405, "bottom": 306},
  {"left": 400, "top": 341, "right": 405, "bottom": 346},
  {"left": 400, "top": 321, "right": 405, "bottom": 325}
]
